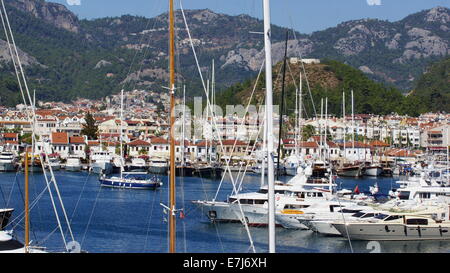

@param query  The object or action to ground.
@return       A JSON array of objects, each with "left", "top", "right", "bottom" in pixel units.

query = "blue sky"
[{"left": 51, "top": 0, "right": 449, "bottom": 33}]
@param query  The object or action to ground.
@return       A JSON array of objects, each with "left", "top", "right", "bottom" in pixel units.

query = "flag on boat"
[
  {"left": 180, "top": 210, "right": 185, "bottom": 219},
  {"left": 353, "top": 185, "right": 360, "bottom": 194}
]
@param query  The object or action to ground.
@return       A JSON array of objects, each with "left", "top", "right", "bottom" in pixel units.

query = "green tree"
[
  {"left": 301, "top": 125, "right": 316, "bottom": 141},
  {"left": 81, "top": 112, "right": 98, "bottom": 140}
]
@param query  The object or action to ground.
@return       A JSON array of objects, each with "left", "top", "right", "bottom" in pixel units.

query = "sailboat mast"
[
  {"left": 120, "top": 89, "right": 124, "bottom": 179},
  {"left": 276, "top": 31, "right": 288, "bottom": 180},
  {"left": 24, "top": 149, "right": 29, "bottom": 253},
  {"left": 343, "top": 91, "right": 346, "bottom": 160},
  {"left": 168, "top": 0, "right": 176, "bottom": 254},
  {"left": 263, "top": 0, "right": 276, "bottom": 253}
]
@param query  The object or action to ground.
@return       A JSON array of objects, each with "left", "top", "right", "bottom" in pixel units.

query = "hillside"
[
  {"left": 407, "top": 56, "right": 450, "bottom": 113},
  {"left": 215, "top": 59, "right": 409, "bottom": 118},
  {"left": 0, "top": 0, "right": 448, "bottom": 107}
]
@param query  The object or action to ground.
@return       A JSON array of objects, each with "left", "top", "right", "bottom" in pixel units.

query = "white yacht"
[
  {"left": 129, "top": 157, "right": 147, "bottom": 172},
  {"left": 332, "top": 209, "right": 450, "bottom": 241},
  {"left": 90, "top": 151, "right": 113, "bottom": 174},
  {"left": 283, "top": 154, "right": 302, "bottom": 176},
  {"left": 0, "top": 151, "right": 16, "bottom": 172},
  {"left": 65, "top": 156, "right": 82, "bottom": 172},
  {"left": 48, "top": 157, "right": 61, "bottom": 171}
]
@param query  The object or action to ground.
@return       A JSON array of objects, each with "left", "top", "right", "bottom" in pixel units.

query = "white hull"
[
  {"left": 285, "top": 167, "right": 298, "bottom": 176},
  {"left": 92, "top": 161, "right": 113, "bottom": 174},
  {"left": 333, "top": 223, "right": 450, "bottom": 241},
  {"left": 192, "top": 201, "right": 240, "bottom": 222},
  {"left": 275, "top": 213, "right": 308, "bottom": 229},
  {"left": 364, "top": 166, "right": 383, "bottom": 176},
  {"left": 308, "top": 220, "right": 341, "bottom": 236}
]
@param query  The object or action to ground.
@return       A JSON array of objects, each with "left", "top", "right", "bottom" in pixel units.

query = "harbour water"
[{"left": 1, "top": 171, "right": 449, "bottom": 253}]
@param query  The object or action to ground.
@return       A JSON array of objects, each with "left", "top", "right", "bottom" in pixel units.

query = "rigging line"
[
  {"left": 121, "top": 0, "right": 163, "bottom": 91},
  {"left": 64, "top": 171, "right": 92, "bottom": 240},
  {"left": 0, "top": 4, "right": 27, "bottom": 109},
  {"left": 180, "top": 2, "right": 256, "bottom": 252},
  {"left": 2, "top": 0, "right": 76, "bottom": 249},
  {"left": 80, "top": 181, "right": 102, "bottom": 249},
  {"left": 334, "top": 193, "right": 354, "bottom": 253},
  {"left": 144, "top": 184, "right": 158, "bottom": 252},
  {"left": 236, "top": 119, "right": 266, "bottom": 193},
  {"left": 285, "top": 24, "right": 317, "bottom": 118},
  {"left": 37, "top": 156, "right": 69, "bottom": 250},
  {"left": 212, "top": 60, "right": 265, "bottom": 201}
]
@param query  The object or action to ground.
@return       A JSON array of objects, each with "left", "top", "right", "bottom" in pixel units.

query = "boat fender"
[
  {"left": 439, "top": 225, "right": 443, "bottom": 237},
  {"left": 417, "top": 226, "right": 421, "bottom": 237},
  {"left": 384, "top": 225, "right": 390, "bottom": 232},
  {"left": 404, "top": 225, "right": 407, "bottom": 236}
]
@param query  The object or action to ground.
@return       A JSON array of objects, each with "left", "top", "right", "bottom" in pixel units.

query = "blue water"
[{"left": 0, "top": 171, "right": 449, "bottom": 253}]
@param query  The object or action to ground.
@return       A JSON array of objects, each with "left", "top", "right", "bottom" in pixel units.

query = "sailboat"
[{"left": 99, "top": 90, "right": 162, "bottom": 189}]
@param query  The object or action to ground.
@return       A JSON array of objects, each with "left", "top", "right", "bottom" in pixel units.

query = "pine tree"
[{"left": 81, "top": 112, "right": 98, "bottom": 140}]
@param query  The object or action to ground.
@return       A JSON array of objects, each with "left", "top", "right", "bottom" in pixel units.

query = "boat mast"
[
  {"left": 276, "top": 31, "right": 288, "bottom": 180},
  {"left": 168, "top": 0, "right": 176, "bottom": 253},
  {"left": 343, "top": 91, "right": 346, "bottom": 162},
  {"left": 263, "top": 0, "right": 276, "bottom": 253},
  {"left": 24, "top": 149, "right": 29, "bottom": 253},
  {"left": 120, "top": 89, "right": 124, "bottom": 179}
]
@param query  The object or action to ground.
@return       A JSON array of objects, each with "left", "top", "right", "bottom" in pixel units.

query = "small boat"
[
  {"left": 65, "top": 156, "right": 82, "bottom": 172},
  {"left": 337, "top": 164, "right": 362, "bottom": 177},
  {"left": 90, "top": 151, "right": 113, "bottom": 174},
  {"left": 176, "top": 165, "right": 195, "bottom": 177},
  {"left": 47, "top": 157, "right": 61, "bottom": 171},
  {"left": 148, "top": 158, "right": 168, "bottom": 174},
  {"left": 99, "top": 172, "right": 162, "bottom": 190},
  {"left": 21, "top": 155, "right": 43, "bottom": 173},
  {"left": 127, "top": 157, "right": 147, "bottom": 172},
  {"left": 0, "top": 151, "right": 17, "bottom": 172},
  {"left": 364, "top": 164, "right": 383, "bottom": 176}
]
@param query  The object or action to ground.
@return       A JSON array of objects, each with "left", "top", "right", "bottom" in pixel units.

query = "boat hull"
[
  {"left": 148, "top": 166, "right": 168, "bottom": 175},
  {"left": 333, "top": 223, "right": 450, "bottom": 241},
  {"left": 92, "top": 162, "right": 113, "bottom": 174},
  {"left": 0, "top": 163, "right": 16, "bottom": 172},
  {"left": 364, "top": 166, "right": 383, "bottom": 176},
  {"left": 99, "top": 178, "right": 161, "bottom": 190},
  {"left": 65, "top": 165, "right": 82, "bottom": 172},
  {"left": 0, "top": 208, "right": 14, "bottom": 230},
  {"left": 192, "top": 201, "right": 240, "bottom": 222}
]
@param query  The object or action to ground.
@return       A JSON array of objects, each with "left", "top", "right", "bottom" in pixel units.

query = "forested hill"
[
  {"left": 0, "top": 0, "right": 448, "bottom": 108},
  {"left": 406, "top": 57, "right": 450, "bottom": 113},
  {"left": 215, "top": 58, "right": 448, "bottom": 117}
]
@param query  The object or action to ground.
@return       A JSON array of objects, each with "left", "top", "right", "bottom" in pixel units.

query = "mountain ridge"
[{"left": 0, "top": 0, "right": 448, "bottom": 108}]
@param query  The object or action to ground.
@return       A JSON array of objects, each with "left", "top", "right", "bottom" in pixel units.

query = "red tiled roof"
[
  {"left": 69, "top": 136, "right": 85, "bottom": 144},
  {"left": 52, "top": 132, "right": 69, "bottom": 144},
  {"left": 128, "top": 139, "right": 151, "bottom": 146},
  {"left": 3, "top": 133, "right": 18, "bottom": 139},
  {"left": 150, "top": 137, "right": 168, "bottom": 144}
]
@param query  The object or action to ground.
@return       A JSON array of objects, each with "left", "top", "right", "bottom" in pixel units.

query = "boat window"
[
  {"left": 275, "top": 190, "right": 285, "bottom": 194},
  {"left": 254, "top": 200, "right": 266, "bottom": 205},
  {"left": 337, "top": 209, "right": 362, "bottom": 214},
  {"left": 398, "top": 191, "right": 410, "bottom": 200},
  {"left": 406, "top": 218, "right": 428, "bottom": 225},
  {"left": 385, "top": 215, "right": 403, "bottom": 221},
  {"left": 361, "top": 213, "right": 376, "bottom": 218},
  {"left": 375, "top": 214, "right": 389, "bottom": 220},
  {"left": 352, "top": 212, "right": 365, "bottom": 218},
  {"left": 257, "top": 189, "right": 268, "bottom": 194}
]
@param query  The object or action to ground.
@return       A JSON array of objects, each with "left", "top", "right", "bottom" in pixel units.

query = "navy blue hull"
[{"left": 99, "top": 179, "right": 161, "bottom": 190}]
